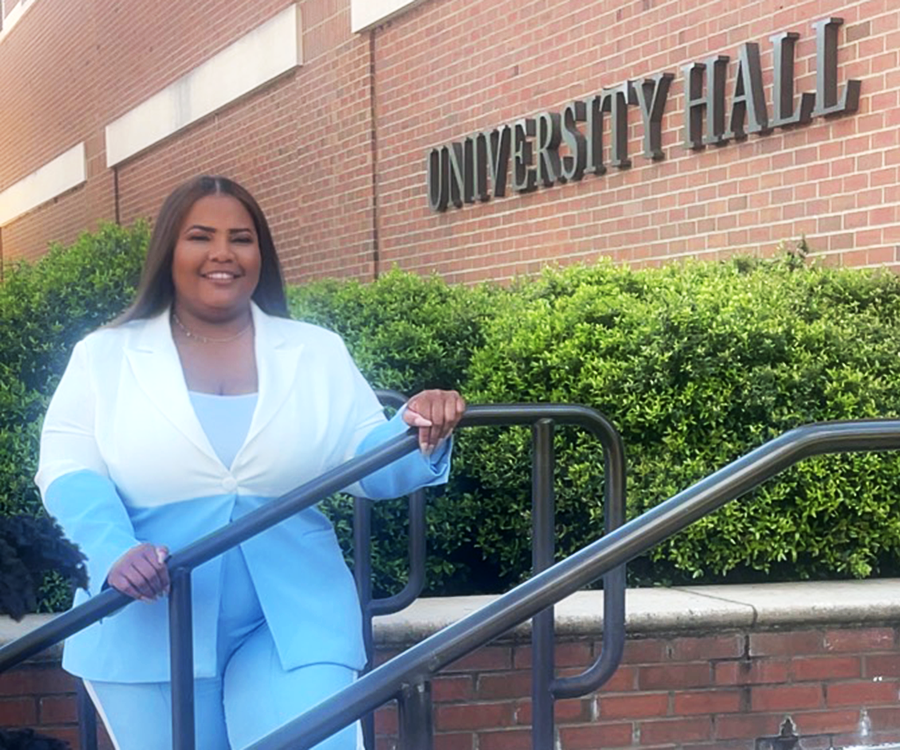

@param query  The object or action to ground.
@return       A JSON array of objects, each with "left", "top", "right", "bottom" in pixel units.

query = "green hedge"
[
  {"left": 0, "top": 223, "right": 148, "bottom": 611},
  {"left": 459, "top": 255, "right": 900, "bottom": 588},
  {"left": 4, "top": 224, "right": 900, "bottom": 611}
]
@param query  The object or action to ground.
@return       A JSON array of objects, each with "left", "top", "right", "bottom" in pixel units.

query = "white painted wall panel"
[
  {"left": 0, "top": 143, "right": 86, "bottom": 227},
  {"left": 105, "top": 4, "right": 302, "bottom": 167},
  {"left": 0, "top": 0, "right": 37, "bottom": 43}
]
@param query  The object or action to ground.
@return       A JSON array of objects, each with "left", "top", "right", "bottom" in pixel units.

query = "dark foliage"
[
  {"left": 0, "top": 515, "right": 87, "bottom": 621},
  {"left": 0, "top": 727, "right": 71, "bottom": 749}
]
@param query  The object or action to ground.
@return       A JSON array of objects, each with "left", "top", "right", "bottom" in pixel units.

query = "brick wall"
[
  {"left": 2, "top": 0, "right": 898, "bottom": 285},
  {"left": 0, "top": 0, "right": 377, "bottom": 281},
  {"left": 3, "top": 623, "right": 898, "bottom": 749},
  {"left": 0, "top": 658, "right": 112, "bottom": 749},
  {"left": 372, "top": 0, "right": 900, "bottom": 283},
  {"left": 372, "top": 625, "right": 900, "bottom": 750}
]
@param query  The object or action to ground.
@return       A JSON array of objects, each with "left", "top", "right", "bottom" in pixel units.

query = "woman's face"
[{"left": 171, "top": 193, "right": 262, "bottom": 322}]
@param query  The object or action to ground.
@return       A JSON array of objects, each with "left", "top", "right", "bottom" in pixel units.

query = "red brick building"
[{"left": 0, "top": 0, "right": 896, "bottom": 285}]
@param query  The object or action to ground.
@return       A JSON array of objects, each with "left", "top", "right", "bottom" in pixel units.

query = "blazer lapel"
[
  {"left": 243, "top": 303, "right": 305, "bottom": 449},
  {"left": 123, "top": 309, "right": 218, "bottom": 461}
]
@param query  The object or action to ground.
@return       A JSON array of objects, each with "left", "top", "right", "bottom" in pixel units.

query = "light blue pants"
[{"left": 86, "top": 546, "right": 360, "bottom": 749}]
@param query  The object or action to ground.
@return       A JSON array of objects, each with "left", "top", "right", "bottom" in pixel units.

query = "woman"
[{"left": 36, "top": 176, "right": 465, "bottom": 749}]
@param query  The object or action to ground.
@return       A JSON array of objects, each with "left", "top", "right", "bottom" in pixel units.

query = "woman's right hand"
[{"left": 106, "top": 543, "right": 170, "bottom": 601}]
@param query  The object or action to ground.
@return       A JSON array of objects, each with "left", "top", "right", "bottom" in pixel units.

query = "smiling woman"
[
  {"left": 170, "top": 193, "right": 262, "bottom": 396},
  {"left": 172, "top": 194, "right": 262, "bottom": 326},
  {"left": 35, "top": 175, "right": 465, "bottom": 749}
]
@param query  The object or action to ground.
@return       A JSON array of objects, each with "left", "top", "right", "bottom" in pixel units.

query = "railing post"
[
  {"left": 76, "top": 680, "right": 98, "bottom": 750},
  {"left": 397, "top": 678, "right": 434, "bottom": 750},
  {"left": 531, "top": 418, "right": 556, "bottom": 750},
  {"left": 169, "top": 568, "right": 196, "bottom": 750},
  {"left": 353, "top": 496, "right": 376, "bottom": 750}
]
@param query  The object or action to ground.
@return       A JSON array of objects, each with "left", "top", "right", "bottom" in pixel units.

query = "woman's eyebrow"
[{"left": 183, "top": 224, "right": 254, "bottom": 233}]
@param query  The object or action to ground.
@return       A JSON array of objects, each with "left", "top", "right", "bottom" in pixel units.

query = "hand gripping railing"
[
  {"left": 0, "top": 403, "right": 626, "bottom": 750},
  {"left": 247, "top": 418, "right": 900, "bottom": 750}
]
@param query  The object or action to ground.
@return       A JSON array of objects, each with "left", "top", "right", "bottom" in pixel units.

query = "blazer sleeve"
[
  {"left": 353, "top": 410, "right": 452, "bottom": 500},
  {"left": 35, "top": 340, "right": 140, "bottom": 597},
  {"left": 329, "top": 338, "right": 452, "bottom": 499}
]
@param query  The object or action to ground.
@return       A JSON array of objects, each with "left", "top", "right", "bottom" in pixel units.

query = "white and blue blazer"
[{"left": 36, "top": 303, "right": 450, "bottom": 683}]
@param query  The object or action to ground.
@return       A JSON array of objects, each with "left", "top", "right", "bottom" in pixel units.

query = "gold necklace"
[{"left": 171, "top": 311, "right": 252, "bottom": 344}]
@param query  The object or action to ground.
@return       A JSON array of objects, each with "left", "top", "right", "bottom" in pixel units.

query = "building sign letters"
[{"left": 427, "top": 17, "right": 861, "bottom": 212}]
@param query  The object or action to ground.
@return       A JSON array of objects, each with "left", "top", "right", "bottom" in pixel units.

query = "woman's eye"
[
  {"left": 232, "top": 236, "right": 253, "bottom": 244},
  {"left": 187, "top": 234, "right": 209, "bottom": 242}
]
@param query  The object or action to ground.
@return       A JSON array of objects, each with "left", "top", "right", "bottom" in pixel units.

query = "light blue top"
[{"left": 188, "top": 391, "right": 259, "bottom": 469}]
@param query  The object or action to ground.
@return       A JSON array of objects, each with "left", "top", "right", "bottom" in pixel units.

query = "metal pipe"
[
  {"left": 366, "top": 394, "right": 428, "bottom": 617},
  {"left": 76, "top": 680, "right": 97, "bottom": 750},
  {"left": 531, "top": 419, "right": 556, "bottom": 750},
  {"left": 354, "top": 498, "right": 375, "bottom": 661},
  {"left": 248, "top": 418, "right": 900, "bottom": 750},
  {"left": 369, "top": 489, "right": 427, "bottom": 616},
  {"left": 353, "top": 497, "right": 376, "bottom": 750},
  {"left": 169, "top": 569, "right": 195, "bottom": 750},
  {"left": 0, "top": 430, "right": 420, "bottom": 672},
  {"left": 361, "top": 390, "right": 419, "bottom": 750},
  {"left": 0, "top": 405, "right": 622, "bottom": 675},
  {"left": 552, "top": 444, "right": 628, "bottom": 699}
]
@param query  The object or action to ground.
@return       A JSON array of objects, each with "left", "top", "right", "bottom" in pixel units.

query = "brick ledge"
[
  {"left": 3, "top": 579, "right": 899, "bottom": 654},
  {"left": 372, "top": 578, "right": 900, "bottom": 644}
]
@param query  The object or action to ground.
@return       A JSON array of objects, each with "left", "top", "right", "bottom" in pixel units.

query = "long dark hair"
[{"left": 117, "top": 175, "right": 290, "bottom": 324}]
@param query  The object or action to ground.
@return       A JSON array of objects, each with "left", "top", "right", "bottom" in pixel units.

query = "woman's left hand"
[{"left": 403, "top": 389, "right": 466, "bottom": 456}]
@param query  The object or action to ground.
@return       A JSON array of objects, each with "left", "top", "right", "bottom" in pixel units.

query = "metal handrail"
[
  {"left": 0, "top": 402, "right": 627, "bottom": 750},
  {"left": 249, "top": 418, "right": 900, "bottom": 750},
  {"left": 354, "top": 399, "right": 628, "bottom": 749},
  {"left": 0, "top": 430, "right": 421, "bottom": 670}
]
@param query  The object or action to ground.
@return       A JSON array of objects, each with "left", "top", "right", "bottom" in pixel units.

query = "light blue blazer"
[{"left": 36, "top": 304, "right": 449, "bottom": 683}]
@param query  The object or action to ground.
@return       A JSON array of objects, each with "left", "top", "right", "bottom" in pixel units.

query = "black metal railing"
[
  {"left": 354, "top": 396, "right": 628, "bottom": 750},
  {"left": 3, "top": 414, "right": 900, "bottom": 750},
  {"left": 0, "top": 402, "right": 627, "bottom": 750},
  {"left": 0, "top": 423, "right": 422, "bottom": 749},
  {"left": 246, "top": 418, "right": 900, "bottom": 750}
]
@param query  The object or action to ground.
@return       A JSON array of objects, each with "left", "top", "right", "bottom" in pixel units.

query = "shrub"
[
  {"left": 0, "top": 223, "right": 147, "bottom": 610},
  {"left": 288, "top": 268, "right": 498, "bottom": 395},
  {"left": 460, "top": 255, "right": 900, "bottom": 588},
  {"left": 7, "top": 224, "right": 900, "bottom": 609}
]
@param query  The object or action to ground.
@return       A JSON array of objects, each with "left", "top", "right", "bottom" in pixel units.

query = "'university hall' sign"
[{"left": 426, "top": 17, "right": 861, "bottom": 212}]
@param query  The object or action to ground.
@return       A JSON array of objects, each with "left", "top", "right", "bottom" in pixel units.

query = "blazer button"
[{"left": 222, "top": 477, "right": 238, "bottom": 492}]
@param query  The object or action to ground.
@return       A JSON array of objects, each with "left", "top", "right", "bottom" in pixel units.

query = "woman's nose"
[{"left": 208, "top": 236, "right": 235, "bottom": 260}]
